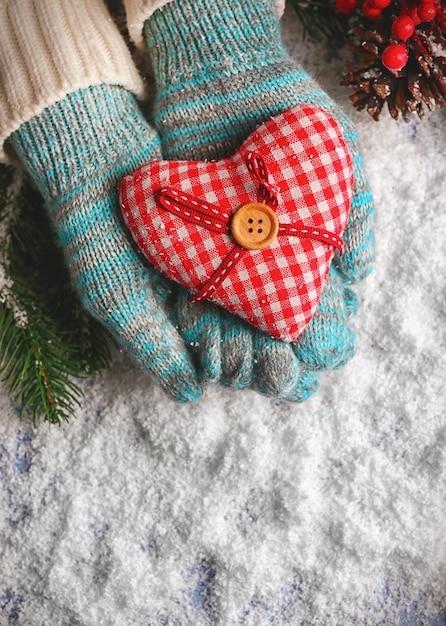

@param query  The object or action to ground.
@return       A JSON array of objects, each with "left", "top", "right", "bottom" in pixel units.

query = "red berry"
[
  {"left": 362, "top": 0, "right": 382, "bottom": 17},
  {"left": 391, "top": 15, "right": 415, "bottom": 40},
  {"left": 417, "top": 2, "right": 437, "bottom": 21},
  {"left": 403, "top": 5, "right": 422, "bottom": 25},
  {"left": 336, "top": 0, "right": 357, "bottom": 12},
  {"left": 336, "top": 0, "right": 357, "bottom": 13},
  {"left": 382, "top": 43, "right": 409, "bottom": 71},
  {"left": 369, "top": 0, "right": 391, "bottom": 8}
]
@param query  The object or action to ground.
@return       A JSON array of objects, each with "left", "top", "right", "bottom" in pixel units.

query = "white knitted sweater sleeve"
[
  {"left": 124, "top": 0, "right": 287, "bottom": 48},
  {"left": 0, "top": 0, "right": 145, "bottom": 163}
]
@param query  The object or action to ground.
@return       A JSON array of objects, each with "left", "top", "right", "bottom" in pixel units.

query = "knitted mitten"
[
  {"left": 0, "top": 0, "right": 201, "bottom": 402},
  {"left": 8, "top": 86, "right": 201, "bottom": 402},
  {"left": 139, "top": 0, "right": 374, "bottom": 394},
  {"left": 173, "top": 290, "right": 319, "bottom": 400}
]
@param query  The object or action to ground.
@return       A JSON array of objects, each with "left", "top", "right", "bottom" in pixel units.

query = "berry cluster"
[{"left": 335, "top": 0, "right": 446, "bottom": 70}]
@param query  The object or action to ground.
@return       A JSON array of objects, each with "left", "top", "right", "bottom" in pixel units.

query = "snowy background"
[{"left": 1, "top": 5, "right": 446, "bottom": 625}]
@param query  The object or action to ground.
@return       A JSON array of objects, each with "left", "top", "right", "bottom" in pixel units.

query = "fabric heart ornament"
[{"left": 120, "top": 105, "right": 354, "bottom": 342}]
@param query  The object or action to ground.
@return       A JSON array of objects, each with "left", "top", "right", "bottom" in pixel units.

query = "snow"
[{"left": 1, "top": 7, "right": 446, "bottom": 625}]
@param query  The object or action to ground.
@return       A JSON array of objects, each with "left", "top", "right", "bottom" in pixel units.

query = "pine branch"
[
  {"left": 288, "top": 0, "right": 353, "bottom": 43},
  {"left": 0, "top": 303, "right": 82, "bottom": 424},
  {"left": 0, "top": 164, "right": 111, "bottom": 425}
]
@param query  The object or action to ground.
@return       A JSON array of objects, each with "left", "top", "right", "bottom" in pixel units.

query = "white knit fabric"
[
  {"left": 124, "top": 0, "right": 287, "bottom": 48},
  {"left": 0, "top": 0, "right": 145, "bottom": 163}
]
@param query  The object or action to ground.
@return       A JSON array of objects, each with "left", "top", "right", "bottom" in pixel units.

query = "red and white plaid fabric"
[{"left": 120, "top": 105, "right": 354, "bottom": 342}]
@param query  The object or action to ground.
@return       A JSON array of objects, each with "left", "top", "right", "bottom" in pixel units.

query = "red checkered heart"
[{"left": 120, "top": 105, "right": 354, "bottom": 342}]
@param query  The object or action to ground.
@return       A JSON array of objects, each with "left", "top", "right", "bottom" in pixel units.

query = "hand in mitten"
[
  {"left": 123, "top": 0, "right": 374, "bottom": 399},
  {"left": 1, "top": 1, "right": 201, "bottom": 402}
]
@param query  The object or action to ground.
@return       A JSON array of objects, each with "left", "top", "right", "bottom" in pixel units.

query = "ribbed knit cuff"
[
  {"left": 144, "top": 0, "right": 286, "bottom": 91},
  {"left": 124, "top": 0, "right": 286, "bottom": 48},
  {"left": 9, "top": 85, "right": 161, "bottom": 206},
  {"left": 0, "top": 0, "right": 145, "bottom": 163}
]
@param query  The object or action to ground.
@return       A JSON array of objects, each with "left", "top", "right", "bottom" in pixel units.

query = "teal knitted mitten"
[
  {"left": 170, "top": 280, "right": 319, "bottom": 400},
  {"left": 143, "top": 0, "right": 374, "bottom": 392},
  {"left": 8, "top": 85, "right": 201, "bottom": 403}
]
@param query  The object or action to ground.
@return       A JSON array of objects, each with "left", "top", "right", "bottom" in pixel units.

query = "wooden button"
[{"left": 230, "top": 202, "right": 279, "bottom": 250}]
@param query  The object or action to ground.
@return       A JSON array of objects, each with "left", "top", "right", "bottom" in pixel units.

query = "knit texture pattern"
[
  {"left": 0, "top": 0, "right": 144, "bottom": 163},
  {"left": 124, "top": 0, "right": 286, "bottom": 47},
  {"left": 144, "top": 0, "right": 374, "bottom": 383},
  {"left": 8, "top": 85, "right": 201, "bottom": 403}
]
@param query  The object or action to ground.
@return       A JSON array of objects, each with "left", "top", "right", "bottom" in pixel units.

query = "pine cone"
[{"left": 342, "top": 21, "right": 446, "bottom": 121}]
